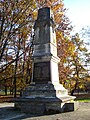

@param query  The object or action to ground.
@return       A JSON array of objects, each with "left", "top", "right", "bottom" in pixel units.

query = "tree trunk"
[
  {"left": 4, "top": 84, "right": 7, "bottom": 96},
  {"left": 71, "top": 80, "right": 78, "bottom": 96},
  {"left": 71, "top": 89, "right": 75, "bottom": 96},
  {"left": 13, "top": 53, "right": 18, "bottom": 98},
  {"left": 13, "top": 58, "right": 18, "bottom": 98}
]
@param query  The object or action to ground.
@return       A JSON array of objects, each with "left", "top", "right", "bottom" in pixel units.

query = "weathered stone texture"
[{"left": 15, "top": 7, "right": 78, "bottom": 115}]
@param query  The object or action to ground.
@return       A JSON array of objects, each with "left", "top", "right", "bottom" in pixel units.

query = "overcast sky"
[{"left": 64, "top": 0, "right": 90, "bottom": 33}]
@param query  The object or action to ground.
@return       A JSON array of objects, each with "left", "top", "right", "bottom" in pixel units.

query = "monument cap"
[{"left": 37, "top": 7, "right": 50, "bottom": 21}]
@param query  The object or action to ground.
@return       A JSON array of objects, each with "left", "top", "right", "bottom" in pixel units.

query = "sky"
[{"left": 64, "top": 0, "right": 90, "bottom": 33}]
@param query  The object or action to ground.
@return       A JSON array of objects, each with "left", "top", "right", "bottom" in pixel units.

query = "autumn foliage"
[{"left": 0, "top": 0, "right": 90, "bottom": 96}]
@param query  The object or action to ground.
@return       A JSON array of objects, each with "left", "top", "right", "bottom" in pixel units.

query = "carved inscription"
[{"left": 33, "top": 62, "right": 50, "bottom": 83}]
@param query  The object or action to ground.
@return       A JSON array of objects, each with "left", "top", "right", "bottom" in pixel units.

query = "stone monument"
[{"left": 15, "top": 7, "right": 78, "bottom": 115}]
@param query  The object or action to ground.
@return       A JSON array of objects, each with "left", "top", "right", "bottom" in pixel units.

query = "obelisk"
[
  {"left": 32, "top": 7, "right": 60, "bottom": 85},
  {"left": 15, "top": 7, "right": 78, "bottom": 115}
]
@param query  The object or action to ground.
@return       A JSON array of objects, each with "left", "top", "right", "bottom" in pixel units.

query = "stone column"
[{"left": 32, "top": 7, "right": 60, "bottom": 84}]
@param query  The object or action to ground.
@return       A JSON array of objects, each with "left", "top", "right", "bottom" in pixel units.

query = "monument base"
[{"left": 15, "top": 83, "right": 79, "bottom": 115}]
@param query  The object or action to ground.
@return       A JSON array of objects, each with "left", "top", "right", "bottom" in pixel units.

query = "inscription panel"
[
  {"left": 33, "top": 43, "right": 50, "bottom": 56},
  {"left": 33, "top": 62, "right": 50, "bottom": 83}
]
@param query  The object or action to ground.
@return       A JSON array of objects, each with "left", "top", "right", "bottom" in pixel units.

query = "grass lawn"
[
  {"left": 76, "top": 98, "right": 90, "bottom": 102},
  {"left": 75, "top": 93, "right": 90, "bottom": 102}
]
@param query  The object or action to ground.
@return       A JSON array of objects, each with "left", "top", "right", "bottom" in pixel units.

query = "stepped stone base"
[{"left": 15, "top": 83, "right": 79, "bottom": 115}]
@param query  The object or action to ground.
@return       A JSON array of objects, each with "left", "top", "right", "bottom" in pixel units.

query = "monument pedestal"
[
  {"left": 15, "top": 7, "right": 79, "bottom": 114},
  {"left": 15, "top": 83, "right": 78, "bottom": 115}
]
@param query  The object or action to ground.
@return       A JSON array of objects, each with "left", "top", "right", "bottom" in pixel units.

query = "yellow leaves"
[
  {"left": 72, "top": 33, "right": 88, "bottom": 56},
  {"left": 52, "top": 3, "right": 63, "bottom": 12},
  {"left": 56, "top": 31, "right": 75, "bottom": 63},
  {"left": 6, "top": 0, "right": 36, "bottom": 24},
  {"left": 20, "top": 27, "right": 28, "bottom": 39},
  {"left": 32, "top": 10, "right": 37, "bottom": 20},
  {"left": 56, "top": 31, "right": 64, "bottom": 41},
  {"left": 17, "top": 78, "right": 26, "bottom": 89},
  {"left": 36, "top": 0, "right": 52, "bottom": 7},
  {"left": 51, "top": 1, "right": 64, "bottom": 24},
  {"left": 54, "top": 13, "right": 62, "bottom": 24},
  {"left": 79, "top": 47, "right": 87, "bottom": 52},
  {"left": 87, "top": 77, "right": 90, "bottom": 82},
  {"left": 68, "top": 42, "right": 75, "bottom": 55}
]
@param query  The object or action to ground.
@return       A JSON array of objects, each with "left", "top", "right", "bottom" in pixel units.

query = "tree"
[
  {"left": 0, "top": 0, "right": 36, "bottom": 65},
  {"left": 1, "top": 0, "right": 84, "bottom": 97},
  {"left": 80, "top": 26, "right": 90, "bottom": 68},
  {"left": 69, "top": 33, "right": 89, "bottom": 95},
  {"left": 0, "top": 0, "right": 36, "bottom": 97}
]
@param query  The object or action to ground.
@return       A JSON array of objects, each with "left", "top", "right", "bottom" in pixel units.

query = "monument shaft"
[{"left": 32, "top": 7, "right": 60, "bottom": 84}]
